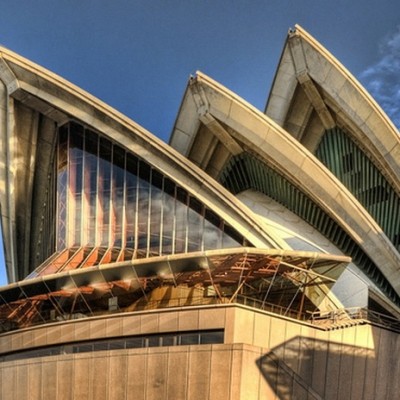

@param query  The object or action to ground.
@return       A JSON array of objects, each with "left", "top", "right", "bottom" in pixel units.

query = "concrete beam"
[
  {"left": 288, "top": 35, "right": 335, "bottom": 130},
  {"left": 199, "top": 113, "right": 242, "bottom": 156},
  {"left": 297, "top": 72, "right": 335, "bottom": 130},
  {"left": 190, "top": 82, "right": 243, "bottom": 156}
]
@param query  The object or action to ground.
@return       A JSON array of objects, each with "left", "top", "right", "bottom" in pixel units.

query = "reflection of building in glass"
[
  {"left": 54, "top": 122, "right": 245, "bottom": 261},
  {"left": 1, "top": 25, "right": 400, "bottom": 399}
]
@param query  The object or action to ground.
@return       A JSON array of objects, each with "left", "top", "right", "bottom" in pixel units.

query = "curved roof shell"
[
  {"left": 265, "top": 25, "right": 400, "bottom": 195},
  {"left": 264, "top": 25, "right": 400, "bottom": 296},
  {"left": 170, "top": 70, "right": 400, "bottom": 303},
  {"left": 0, "top": 46, "right": 278, "bottom": 282}
]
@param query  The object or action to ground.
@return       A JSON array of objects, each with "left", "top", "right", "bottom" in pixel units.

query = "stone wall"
[{"left": 1, "top": 304, "right": 399, "bottom": 399}]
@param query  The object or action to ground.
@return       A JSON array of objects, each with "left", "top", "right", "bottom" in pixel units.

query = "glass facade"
[
  {"left": 316, "top": 127, "right": 400, "bottom": 252},
  {"left": 56, "top": 122, "right": 246, "bottom": 260},
  {"left": 0, "top": 330, "right": 224, "bottom": 362}
]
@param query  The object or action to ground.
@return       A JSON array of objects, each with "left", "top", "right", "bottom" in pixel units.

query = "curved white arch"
[
  {"left": 0, "top": 46, "right": 279, "bottom": 281},
  {"left": 266, "top": 25, "right": 400, "bottom": 193},
  {"left": 171, "top": 71, "right": 400, "bottom": 296}
]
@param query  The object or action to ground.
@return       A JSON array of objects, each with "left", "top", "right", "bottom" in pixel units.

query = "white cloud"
[{"left": 360, "top": 26, "right": 400, "bottom": 129}]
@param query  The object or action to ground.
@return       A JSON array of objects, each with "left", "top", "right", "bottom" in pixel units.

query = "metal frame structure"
[{"left": 0, "top": 248, "right": 349, "bottom": 331}]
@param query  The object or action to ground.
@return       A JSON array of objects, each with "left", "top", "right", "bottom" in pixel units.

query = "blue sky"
[{"left": 0, "top": 0, "right": 399, "bottom": 285}]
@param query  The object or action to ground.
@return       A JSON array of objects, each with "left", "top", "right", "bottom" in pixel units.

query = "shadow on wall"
[{"left": 256, "top": 335, "right": 380, "bottom": 400}]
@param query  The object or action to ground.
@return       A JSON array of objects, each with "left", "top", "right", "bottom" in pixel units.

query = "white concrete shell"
[
  {"left": 170, "top": 71, "right": 400, "bottom": 301},
  {"left": 0, "top": 46, "right": 280, "bottom": 282},
  {"left": 265, "top": 25, "right": 400, "bottom": 195}
]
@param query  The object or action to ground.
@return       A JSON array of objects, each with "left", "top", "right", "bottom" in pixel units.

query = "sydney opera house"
[{"left": 1, "top": 25, "right": 400, "bottom": 399}]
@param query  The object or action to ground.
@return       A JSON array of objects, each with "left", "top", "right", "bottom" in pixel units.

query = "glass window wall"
[{"left": 56, "top": 122, "right": 247, "bottom": 258}]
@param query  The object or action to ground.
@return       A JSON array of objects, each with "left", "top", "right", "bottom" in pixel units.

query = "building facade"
[{"left": 1, "top": 25, "right": 400, "bottom": 399}]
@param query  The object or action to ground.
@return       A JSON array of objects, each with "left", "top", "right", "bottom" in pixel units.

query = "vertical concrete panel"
[
  {"left": 240, "top": 347, "right": 262, "bottom": 399},
  {"left": 46, "top": 323, "right": 62, "bottom": 346},
  {"left": 230, "top": 345, "right": 244, "bottom": 400},
  {"left": 253, "top": 311, "right": 271, "bottom": 348},
  {"left": 178, "top": 309, "right": 200, "bottom": 332},
  {"left": 41, "top": 359, "right": 58, "bottom": 399},
  {"left": 90, "top": 354, "right": 109, "bottom": 400},
  {"left": 166, "top": 347, "right": 189, "bottom": 400},
  {"left": 21, "top": 329, "right": 33, "bottom": 349},
  {"left": 33, "top": 326, "right": 48, "bottom": 347},
  {"left": 122, "top": 314, "right": 141, "bottom": 335},
  {"left": 74, "top": 320, "right": 90, "bottom": 341},
  {"left": 232, "top": 307, "right": 254, "bottom": 345},
  {"left": 0, "top": 362, "right": 4, "bottom": 399},
  {"left": 373, "top": 329, "right": 391, "bottom": 399},
  {"left": 276, "top": 360, "right": 294, "bottom": 400},
  {"left": 28, "top": 360, "right": 43, "bottom": 400},
  {"left": 0, "top": 333, "right": 12, "bottom": 353},
  {"left": 126, "top": 352, "right": 146, "bottom": 400},
  {"left": 108, "top": 354, "right": 128, "bottom": 400},
  {"left": 11, "top": 331, "right": 22, "bottom": 350},
  {"left": 256, "top": 349, "right": 278, "bottom": 399},
  {"left": 324, "top": 331, "right": 343, "bottom": 400},
  {"left": 362, "top": 326, "right": 379, "bottom": 400},
  {"left": 297, "top": 324, "right": 317, "bottom": 387},
  {"left": 386, "top": 332, "right": 400, "bottom": 399},
  {"left": 187, "top": 346, "right": 211, "bottom": 400},
  {"left": 311, "top": 329, "right": 328, "bottom": 398},
  {"left": 140, "top": 313, "right": 159, "bottom": 334},
  {"left": 146, "top": 349, "right": 168, "bottom": 400},
  {"left": 56, "top": 358, "right": 73, "bottom": 400},
  {"left": 350, "top": 325, "right": 371, "bottom": 400},
  {"left": 199, "top": 307, "right": 226, "bottom": 330},
  {"left": 106, "top": 316, "right": 123, "bottom": 338},
  {"left": 283, "top": 318, "right": 302, "bottom": 344},
  {"left": 159, "top": 310, "right": 179, "bottom": 332},
  {"left": 73, "top": 356, "right": 91, "bottom": 399},
  {"left": 269, "top": 317, "right": 287, "bottom": 350},
  {"left": 60, "top": 323, "right": 74, "bottom": 343},
  {"left": 327, "top": 328, "right": 344, "bottom": 343},
  {"left": 1, "top": 364, "right": 5, "bottom": 400},
  {"left": 209, "top": 346, "right": 232, "bottom": 400},
  {"left": 292, "top": 379, "right": 309, "bottom": 400},
  {"left": 341, "top": 326, "right": 357, "bottom": 346},
  {"left": 243, "top": 346, "right": 259, "bottom": 400},
  {"left": 337, "top": 328, "right": 356, "bottom": 400},
  {"left": 257, "top": 350, "right": 278, "bottom": 400},
  {"left": 15, "top": 363, "right": 28, "bottom": 400},
  {"left": 2, "top": 362, "right": 17, "bottom": 400},
  {"left": 282, "top": 322, "right": 302, "bottom": 375},
  {"left": 299, "top": 324, "right": 316, "bottom": 339},
  {"left": 90, "top": 318, "right": 107, "bottom": 339},
  {"left": 224, "top": 307, "right": 236, "bottom": 344}
]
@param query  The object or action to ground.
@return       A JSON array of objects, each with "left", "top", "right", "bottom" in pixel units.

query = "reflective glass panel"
[{"left": 56, "top": 122, "right": 247, "bottom": 259}]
